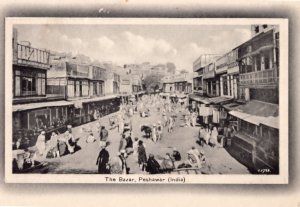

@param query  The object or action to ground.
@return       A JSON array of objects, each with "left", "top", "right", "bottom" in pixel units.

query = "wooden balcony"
[
  {"left": 15, "top": 44, "right": 50, "bottom": 69},
  {"left": 239, "top": 69, "right": 278, "bottom": 86}
]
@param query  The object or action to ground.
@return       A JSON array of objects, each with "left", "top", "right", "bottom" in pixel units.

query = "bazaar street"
[{"left": 37, "top": 101, "right": 249, "bottom": 174}]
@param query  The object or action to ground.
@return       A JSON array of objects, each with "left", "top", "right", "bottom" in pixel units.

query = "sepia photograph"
[{"left": 5, "top": 18, "right": 288, "bottom": 184}]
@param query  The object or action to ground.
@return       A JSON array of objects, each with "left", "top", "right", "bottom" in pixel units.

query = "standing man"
[
  {"left": 119, "top": 150, "right": 128, "bottom": 174},
  {"left": 99, "top": 126, "right": 109, "bottom": 146},
  {"left": 168, "top": 116, "right": 174, "bottom": 133},
  {"left": 96, "top": 142, "right": 110, "bottom": 174},
  {"left": 35, "top": 131, "right": 46, "bottom": 156},
  {"left": 137, "top": 140, "right": 147, "bottom": 171},
  {"left": 157, "top": 121, "right": 163, "bottom": 141}
]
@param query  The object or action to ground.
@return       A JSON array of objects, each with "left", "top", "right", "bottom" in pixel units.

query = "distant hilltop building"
[{"left": 124, "top": 62, "right": 176, "bottom": 79}]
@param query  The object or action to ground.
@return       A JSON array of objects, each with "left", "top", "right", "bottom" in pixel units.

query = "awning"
[
  {"left": 189, "top": 95, "right": 210, "bottom": 104},
  {"left": 260, "top": 116, "right": 279, "bottom": 129},
  {"left": 208, "top": 96, "right": 233, "bottom": 104},
  {"left": 223, "top": 102, "right": 242, "bottom": 111},
  {"left": 79, "top": 95, "right": 118, "bottom": 104},
  {"left": 13, "top": 100, "right": 74, "bottom": 112},
  {"left": 228, "top": 100, "right": 279, "bottom": 129},
  {"left": 235, "top": 100, "right": 278, "bottom": 117},
  {"left": 244, "top": 115, "right": 262, "bottom": 126},
  {"left": 229, "top": 110, "right": 251, "bottom": 120},
  {"left": 70, "top": 95, "right": 119, "bottom": 108}
]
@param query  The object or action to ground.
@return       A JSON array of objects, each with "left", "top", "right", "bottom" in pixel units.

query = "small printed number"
[{"left": 258, "top": 169, "right": 271, "bottom": 173}]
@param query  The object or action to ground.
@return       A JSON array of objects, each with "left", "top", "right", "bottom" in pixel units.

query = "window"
[
  {"left": 93, "top": 82, "right": 98, "bottom": 95},
  {"left": 255, "top": 55, "right": 261, "bottom": 71},
  {"left": 75, "top": 81, "right": 80, "bottom": 97},
  {"left": 254, "top": 26, "right": 259, "bottom": 33},
  {"left": 247, "top": 46, "right": 252, "bottom": 53},
  {"left": 67, "top": 80, "right": 75, "bottom": 97},
  {"left": 14, "top": 68, "right": 46, "bottom": 97},
  {"left": 262, "top": 24, "right": 268, "bottom": 29},
  {"left": 21, "top": 77, "right": 36, "bottom": 95},
  {"left": 212, "top": 81, "right": 216, "bottom": 96},
  {"left": 240, "top": 57, "right": 253, "bottom": 74},
  {"left": 223, "top": 76, "right": 228, "bottom": 96},
  {"left": 264, "top": 55, "right": 270, "bottom": 70}
]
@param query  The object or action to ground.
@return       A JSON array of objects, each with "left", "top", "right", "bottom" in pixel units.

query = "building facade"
[
  {"left": 229, "top": 26, "right": 279, "bottom": 173},
  {"left": 215, "top": 49, "right": 239, "bottom": 99},
  {"left": 89, "top": 65, "right": 106, "bottom": 97},
  {"left": 193, "top": 57, "right": 205, "bottom": 95},
  {"left": 162, "top": 73, "right": 193, "bottom": 95},
  {"left": 12, "top": 29, "right": 74, "bottom": 146},
  {"left": 238, "top": 27, "right": 279, "bottom": 104},
  {"left": 203, "top": 62, "right": 219, "bottom": 97},
  {"left": 189, "top": 25, "right": 280, "bottom": 173}
]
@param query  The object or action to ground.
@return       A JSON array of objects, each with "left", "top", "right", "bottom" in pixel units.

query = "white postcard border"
[{"left": 5, "top": 17, "right": 289, "bottom": 184}]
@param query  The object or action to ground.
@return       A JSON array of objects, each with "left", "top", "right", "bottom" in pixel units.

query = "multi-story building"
[
  {"left": 47, "top": 55, "right": 120, "bottom": 126},
  {"left": 189, "top": 26, "right": 280, "bottom": 173},
  {"left": 89, "top": 65, "right": 106, "bottom": 97},
  {"left": 215, "top": 49, "right": 239, "bottom": 100},
  {"left": 162, "top": 76, "right": 175, "bottom": 93},
  {"left": 12, "top": 29, "right": 74, "bottom": 145},
  {"left": 227, "top": 25, "right": 280, "bottom": 173},
  {"left": 162, "top": 73, "right": 193, "bottom": 95},
  {"left": 193, "top": 56, "right": 205, "bottom": 96},
  {"left": 193, "top": 54, "right": 221, "bottom": 97},
  {"left": 131, "top": 74, "right": 142, "bottom": 94},
  {"left": 203, "top": 62, "right": 219, "bottom": 97},
  {"left": 238, "top": 26, "right": 279, "bottom": 103},
  {"left": 47, "top": 58, "right": 90, "bottom": 100},
  {"left": 251, "top": 24, "right": 278, "bottom": 37},
  {"left": 225, "top": 48, "right": 239, "bottom": 99}
]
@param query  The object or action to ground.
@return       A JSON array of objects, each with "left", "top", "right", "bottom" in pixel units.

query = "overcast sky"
[{"left": 14, "top": 24, "right": 251, "bottom": 72}]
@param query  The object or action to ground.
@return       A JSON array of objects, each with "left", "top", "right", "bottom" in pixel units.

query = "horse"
[{"left": 140, "top": 125, "right": 152, "bottom": 138}]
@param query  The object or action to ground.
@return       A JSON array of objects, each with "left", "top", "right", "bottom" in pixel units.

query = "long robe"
[
  {"left": 109, "top": 155, "right": 127, "bottom": 174},
  {"left": 35, "top": 134, "right": 46, "bottom": 155},
  {"left": 96, "top": 148, "right": 110, "bottom": 174},
  {"left": 137, "top": 145, "right": 147, "bottom": 165},
  {"left": 146, "top": 158, "right": 161, "bottom": 174}
]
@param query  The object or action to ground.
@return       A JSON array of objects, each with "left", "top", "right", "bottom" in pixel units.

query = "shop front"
[
  {"left": 227, "top": 100, "right": 279, "bottom": 173},
  {"left": 71, "top": 95, "right": 121, "bottom": 126},
  {"left": 13, "top": 100, "right": 74, "bottom": 146}
]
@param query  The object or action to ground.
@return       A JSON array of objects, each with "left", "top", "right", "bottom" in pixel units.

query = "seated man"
[
  {"left": 172, "top": 148, "right": 181, "bottom": 161},
  {"left": 160, "top": 153, "right": 175, "bottom": 173},
  {"left": 23, "top": 148, "right": 36, "bottom": 169},
  {"left": 86, "top": 132, "right": 96, "bottom": 143},
  {"left": 187, "top": 146, "right": 202, "bottom": 168},
  {"left": 146, "top": 154, "right": 161, "bottom": 174}
]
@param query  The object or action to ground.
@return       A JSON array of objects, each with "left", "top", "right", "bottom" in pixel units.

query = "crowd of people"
[
  {"left": 12, "top": 125, "right": 81, "bottom": 172},
  {"left": 92, "top": 94, "right": 209, "bottom": 174},
  {"left": 13, "top": 93, "right": 228, "bottom": 174}
]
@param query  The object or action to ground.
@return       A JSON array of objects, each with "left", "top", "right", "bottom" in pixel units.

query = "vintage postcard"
[{"left": 5, "top": 18, "right": 288, "bottom": 184}]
